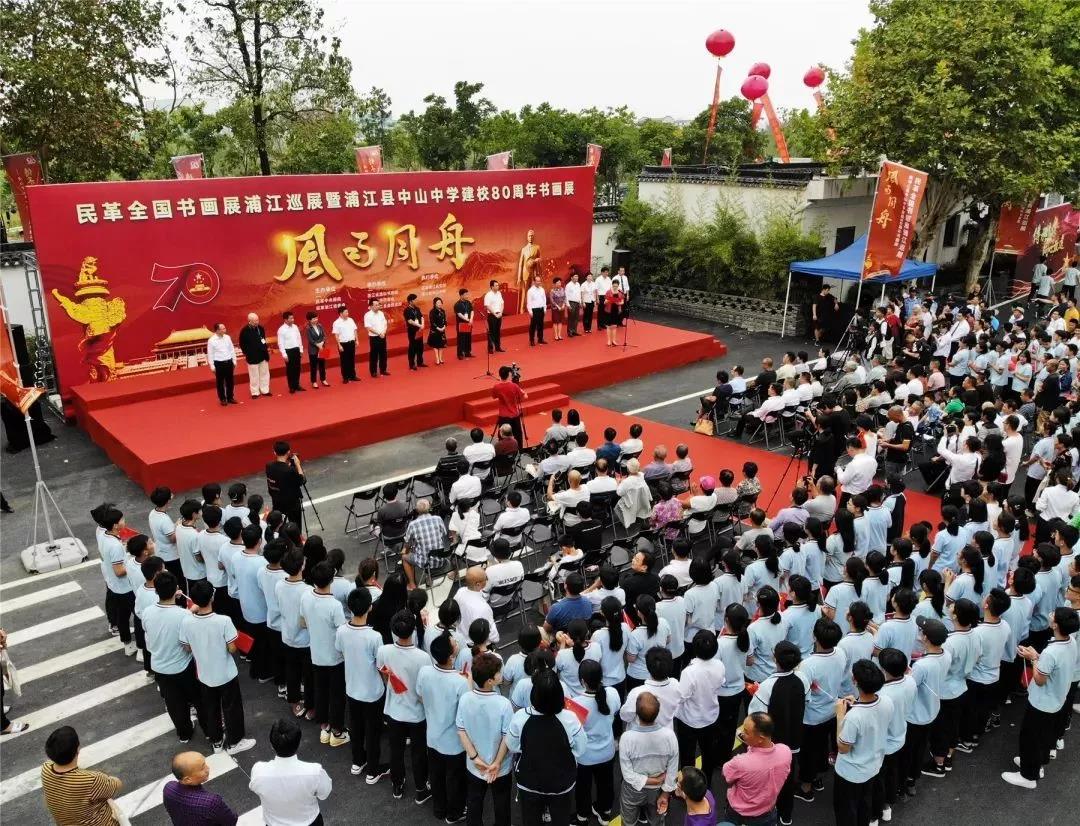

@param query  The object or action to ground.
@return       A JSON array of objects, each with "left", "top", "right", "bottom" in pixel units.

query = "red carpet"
[
  {"left": 82, "top": 320, "right": 726, "bottom": 492},
  {"left": 500, "top": 400, "right": 944, "bottom": 532}
]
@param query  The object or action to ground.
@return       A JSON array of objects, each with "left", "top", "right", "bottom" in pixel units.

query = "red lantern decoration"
[
  {"left": 748, "top": 62, "right": 771, "bottom": 79},
  {"left": 741, "top": 75, "right": 769, "bottom": 101},
  {"left": 705, "top": 29, "right": 735, "bottom": 58},
  {"left": 803, "top": 66, "right": 826, "bottom": 88}
]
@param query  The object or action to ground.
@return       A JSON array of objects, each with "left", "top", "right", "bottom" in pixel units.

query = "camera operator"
[
  {"left": 806, "top": 394, "right": 851, "bottom": 466},
  {"left": 491, "top": 364, "right": 528, "bottom": 447},
  {"left": 265, "top": 440, "right": 305, "bottom": 526}
]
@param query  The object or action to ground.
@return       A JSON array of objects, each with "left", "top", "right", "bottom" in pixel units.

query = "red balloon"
[
  {"left": 748, "top": 62, "right": 771, "bottom": 79},
  {"left": 705, "top": 29, "right": 735, "bottom": 58},
  {"left": 741, "top": 75, "right": 769, "bottom": 101},
  {"left": 803, "top": 66, "right": 826, "bottom": 88}
]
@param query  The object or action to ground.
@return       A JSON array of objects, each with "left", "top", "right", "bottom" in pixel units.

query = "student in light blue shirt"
[
  {"left": 1030, "top": 544, "right": 1063, "bottom": 648},
  {"left": 928, "top": 599, "right": 978, "bottom": 772},
  {"left": 148, "top": 486, "right": 179, "bottom": 568},
  {"left": 655, "top": 577, "right": 687, "bottom": 661},
  {"left": 276, "top": 552, "right": 313, "bottom": 716},
  {"left": 683, "top": 561, "right": 719, "bottom": 641},
  {"left": 573, "top": 660, "right": 620, "bottom": 820},
  {"left": 1000, "top": 568, "right": 1037, "bottom": 706},
  {"left": 834, "top": 659, "right": 894, "bottom": 819},
  {"left": 836, "top": 601, "right": 875, "bottom": 699},
  {"left": 198, "top": 506, "right": 229, "bottom": 597},
  {"left": 1006, "top": 607, "right": 1080, "bottom": 788},
  {"left": 257, "top": 540, "right": 288, "bottom": 696},
  {"left": 301, "top": 561, "right": 348, "bottom": 745},
  {"left": 716, "top": 604, "right": 751, "bottom": 768},
  {"left": 945, "top": 547, "right": 987, "bottom": 617},
  {"left": 745, "top": 586, "right": 786, "bottom": 684},
  {"left": 417, "top": 632, "right": 469, "bottom": 821},
  {"left": 713, "top": 552, "right": 746, "bottom": 621},
  {"left": 591, "top": 597, "right": 629, "bottom": 689},
  {"left": 823, "top": 557, "right": 869, "bottom": 631},
  {"left": 861, "top": 552, "right": 892, "bottom": 624},
  {"left": 133, "top": 554, "right": 163, "bottom": 672},
  {"left": 741, "top": 539, "right": 782, "bottom": 615},
  {"left": 376, "top": 608, "right": 435, "bottom": 798},
  {"left": 780, "top": 575, "right": 821, "bottom": 659},
  {"left": 624, "top": 597, "right": 672, "bottom": 686},
  {"left": 175, "top": 499, "right": 207, "bottom": 584},
  {"left": 179, "top": 580, "right": 255, "bottom": 755},
  {"left": 795, "top": 618, "right": 845, "bottom": 801},
  {"left": 335, "top": 587, "right": 387, "bottom": 782},
  {"left": 876, "top": 648, "right": 916, "bottom": 821},
  {"left": 326, "top": 547, "right": 353, "bottom": 610},
  {"left": 456, "top": 653, "right": 515, "bottom": 825},
  {"left": 863, "top": 488, "right": 891, "bottom": 554},
  {"left": 966, "top": 588, "right": 1012, "bottom": 741},
  {"left": 930, "top": 508, "right": 965, "bottom": 573},
  {"left": 903, "top": 618, "right": 951, "bottom": 791},
  {"left": 554, "top": 619, "right": 600, "bottom": 696},
  {"left": 142, "top": 571, "right": 203, "bottom": 741},
  {"left": 500, "top": 626, "right": 540, "bottom": 688},
  {"left": 218, "top": 517, "right": 245, "bottom": 604},
  {"left": 874, "top": 588, "right": 919, "bottom": 661},
  {"left": 98, "top": 507, "right": 135, "bottom": 652}
]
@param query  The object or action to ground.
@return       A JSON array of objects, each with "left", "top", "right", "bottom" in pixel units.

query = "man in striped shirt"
[{"left": 41, "top": 725, "right": 123, "bottom": 826}]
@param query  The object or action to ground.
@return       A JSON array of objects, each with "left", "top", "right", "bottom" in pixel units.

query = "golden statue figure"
[
  {"left": 516, "top": 229, "right": 541, "bottom": 313},
  {"left": 51, "top": 256, "right": 127, "bottom": 382}
]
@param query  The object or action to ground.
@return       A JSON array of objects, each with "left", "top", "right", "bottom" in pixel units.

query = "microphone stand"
[
  {"left": 621, "top": 299, "right": 638, "bottom": 350},
  {"left": 474, "top": 307, "right": 495, "bottom": 382}
]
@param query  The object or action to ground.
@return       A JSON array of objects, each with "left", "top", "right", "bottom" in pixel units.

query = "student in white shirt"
[
  {"left": 249, "top": 718, "right": 333, "bottom": 824},
  {"left": 364, "top": 298, "right": 389, "bottom": 378},
  {"left": 331, "top": 304, "right": 359, "bottom": 383},
  {"left": 206, "top": 322, "right": 238, "bottom": 405},
  {"left": 277, "top": 311, "right": 304, "bottom": 393},
  {"left": 148, "top": 486, "right": 182, "bottom": 586}
]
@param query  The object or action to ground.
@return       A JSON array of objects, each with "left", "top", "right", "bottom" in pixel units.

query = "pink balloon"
[
  {"left": 705, "top": 29, "right": 735, "bottom": 58},
  {"left": 803, "top": 66, "right": 826, "bottom": 88},
  {"left": 741, "top": 75, "right": 769, "bottom": 101},
  {"left": 748, "top": 62, "right": 771, "bottom": 79}
]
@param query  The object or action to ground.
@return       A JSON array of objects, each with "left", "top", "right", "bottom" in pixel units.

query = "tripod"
[
  {"left": 300, "top": 481, "right": 324, "bottom": 533},
  {"left": 764, "top": 438, "right": 811, "bottom": 513}
]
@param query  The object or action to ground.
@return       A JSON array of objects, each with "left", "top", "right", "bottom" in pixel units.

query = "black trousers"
[
  {"left": 1055, "top": 681, "right": 1078, "bottom": 739},
  {"left": 901, "top": 721, "right": 930, "bottom": 785},
  {"left": 998, "top": 657, "right": 1022, "bottom": 705},
  {"left": 457, "top": 329, "right": 472, "bottom": 357},
  {"left": 284, "top": 644, "right": 315, "bottom": 709},
  {"left": 388, "top": 718, "right": 428, "bottom": 789},
  {"left": 963, "top": 679, "right": 997, "bottom": 742},
  {"left": 162, "top": 559, "right": 186, "bottom": 595},
  {"left": 529, "top": 308, "right": 546, "bottom": 344},
  {"left": 242, "top": 619, "right": 273, "bottom": 681},
  {"left": 213, "top": 586, "right": 241, "bottom": 627},
  {"left": 583, "top": 302, "right": 595, "bottom": 331},
  {"left": 520, "top": 789, "right": 573, "bottom": 826},
  {"left": 1018, "top": 700, "right": 1056, "bottom": 780},
  {"left": 832, "top": 773, "right": 872, "bottom": 826},
  {"left": 348, "top": 696, "right": 384, "bottom": 775},
  {"left": 872, "top": 750, "right": 902, "bottom": 815},
  {"left": 340, "top": 340, "right": 357, "bottom": 381},
  {"left": 467, "top": 772, "right": 512, "bottom": 826},
  {"left": 272, "top": 497, "right": 303, "bottom": 529},
  {"left": 497, "top": 415, "right": 524, "bottom": 448},
  {"left": 488, "top": 315, "right": 502, "bottom": 352},
  {"left": 265, "top": 627, "right": 286, "bottom": 687},
  {"left": 676, "top": 718, "right": 720, "bottom": 787},
  {"left": 716, "top": 692, "right": 745, "bottom": 768},
  {"left": 202, "top": 675, "right": 246, "bottom": 747},
  {"left": 776, "top": 751, "right": 798, "bottom": 823},
  {"left": 309, "top": 352, "right": 326, "bottom": 384},
  {"left": 575, "top": 759, "right": 615, "bottom": 817},
  {"left": 799, "top": 718, "right": 836, "bottom": 783},
  {"left": 213, "top": 359, "right": 235, "bottom": 401},
  {"left": 133, "top": 615, "right": 151, "bottom": 673},
  {"left": 105, "top": 589, "right": 135, "bottom": 644},
  {"left": 312, "top": 662, "right": 346, "bottom": 732},
  {"left": 567, "top": 302, "right": 580, "bottom": 335},
  {"left": 407, "top": 332, "right": 425, "bottom": 367},
  {"left": 930, "top": 695, "right": 964, "bottom": 756},
  {"left": 369, "top": 336, "right": 388, "bottom": 375},
  {"left": 156, "top": 661, "right": 203, "bottom": 739},
  {"left": 428, "top": 749, "right": 466, "bottom": 819},
  {"left": 285, "top": 347, "right": 302, "bottom": 390}
]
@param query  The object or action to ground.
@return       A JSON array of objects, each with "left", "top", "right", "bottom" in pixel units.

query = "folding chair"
[
  {"left": 732, "top": 493, "right": 759, "bottom": 536},
  {"left": 492, "top": 452, "right": 520, "bottom": 493},
  {"left": 374, "top": 517, "right": 409, "bottom": 567},
  {"left": 416, "top": 542, "right": 458, "bottom": 592},
  {"left": 344, "top": 487, "right": 380, "bottom": 538},
  {"left": 747, "top": 414, "right": 782, "bottom": 450},
  {"left": 490, "top": 580, "right": 529, "bottom": 649}
]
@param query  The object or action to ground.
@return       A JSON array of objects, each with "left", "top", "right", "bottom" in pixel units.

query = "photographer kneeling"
[{"left": 491, "top": 364, "right": 528, "bottom": 447}]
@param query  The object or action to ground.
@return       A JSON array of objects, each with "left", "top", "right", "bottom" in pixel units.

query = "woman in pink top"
[{"left": 722, "top": 711, "right": 792, "bottom": 824}]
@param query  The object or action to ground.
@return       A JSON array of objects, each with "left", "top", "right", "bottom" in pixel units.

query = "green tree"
[
  {"left": 276, "top": 111, "right": 358, "bottom": 174},
  {"left": 0, "top": 0, "right": 167, "bottom": 181},
  {"left": 181, "top": 0, "right": 354, "bottom": 175},
  {"left": 383, "top": 122, "right": 422, "bottom": 171},
  {"left": 356, "top": 87, "right": 392, "bottom": 146},
  {"left": 637, "top": 119, "right": 682, "bottom": 166},
  {"left": 768, "top": 108, "right": 830, "bottom": 162},
  {"left": 829, "top": 0, "right": 1080, "bottom": 287},
  {"left": 400, "top": 81, "right": 495, "bottom": 170},
  {"left": 674, "top": 99, "right": 767, "bottom": 166}
]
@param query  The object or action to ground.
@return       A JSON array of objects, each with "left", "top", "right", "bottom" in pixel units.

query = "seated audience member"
[
  {"left": 375, "top": 484, "right": 408, "bottom": 532},
  {"left": 755, "top": 357, "right": 778, "bottom": 400},
  {"left": 584, "top": 564, "right": 627, "bottom": 610},
  {"left": 585, "top": 459, "right": 618, "bottom": 496},
  {"left": 737, "top": 508, "right": 772, "bottom": 552},
  {"left": 700, "top": 370, "right": 734, "bottom": 418},
  {"left": 435, "top": 437, "right": 469, "bottom": 479},
  {"left": 463, "top": 428, "right": 496, "bottom": 479},
  {"left": 650, "top": 481, "right": 684, "bottom": 540},
  {"left": 454, "top": 567, "right": 499, "bottom": 645},
  {"left": 620, "top": 423, "right": 645, "bottom": 457},
  {"left": 400, "top": 498, "right": 448, "bottom": 588},
  {"left": 714, "top": 469, "right": 738, "bottom": 506},
  {"left": 769, "top": 487, "right": 810, "bottom": 538},
  {"left": 542, "top": 572, "right": 594, "bottom": 638},
  {"left": 544, "top": 409, "right": 569, "bottom": 444},
  {"left": 733, "top": 383, "right": 786, "bottom": 439},
  {"left": 548, "top": 469, "right": 588, "bottom": 527},
  {"left": 596, "top": 427, "right": 622, "bottom": 465},
  {"left": 643, "top": 446, "right": 672, "bottom": 481},
  {"left": 687, "top": 476, "right": 718, "bottom": 537},
  {"left": 615, "top": 459, "right": 653, "bottom": 528},
  {"left": 448, "top": 501, "right": 483, "bottom": 563},
  {"left": 620, "top": 548, "right": 661, "bottom": 612},
  {"left": 565, "top": 408, "right": 587, "bottom": 436},
  {"left": 566, "top": 432, "right": 597, "bottom": 470},
  {"left": 493, "top": 424, "right": 519, "bottom": 457},
  {"left": 803, "top": 476, "right": 837, "bottom": 523},
  {"left": 448, "top": 469, "right": 482, "bottom": 505},
  {"left": 493, "top": 490, "right": 531, "bottom": 537},
  {"left": 671, "top": 444, "right": 693, "bottom": 475},
  {"left": 483, "top": 538, "right": 525, "bottom": 607},
  {"left": 736, "top": 462, "right": 763, "bottom": 499},
  {"left": 530, "top": 440, "right": 573, "bottom": 480}
]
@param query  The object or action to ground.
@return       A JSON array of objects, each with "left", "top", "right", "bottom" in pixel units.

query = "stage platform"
[{"left": 79, "top": 320, "right": 726, "bottom": 492}]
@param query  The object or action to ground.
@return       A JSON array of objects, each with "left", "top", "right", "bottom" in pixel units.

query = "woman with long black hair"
[
  {"left": 369, "top": 571, "right": 408, "bottom": 643},
  {"left": 823, "top": 509, "right": 856, "bottom": 591},
  {"left": 574, "top": 660, "right": 619, "bottom": 825},
  {"left": 716, "top": 604, "right": 751, "bottom": 767}
]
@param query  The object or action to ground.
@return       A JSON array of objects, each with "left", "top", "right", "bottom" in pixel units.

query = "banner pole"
[
  {"left": 703, "top": 61, "right": 723, "bottom": 163},
  {"left": 856, "top": 279, "right": 864, "bottom": 312},
  {"left": 781, "top": 272, "right": 792, "bottom": 339}
]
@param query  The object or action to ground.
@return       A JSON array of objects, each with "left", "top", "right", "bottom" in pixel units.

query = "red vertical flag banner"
[
  {"left": 761, "top": 95, "right": 790, "bottom": 163},
  {"left": 704, "top": 63, "right": 723, "bottom": 162},
  {"left": 170, "top": 154, "right": 204, "bottom": 180},
  {"left": 0, "top": 298, "right": 43, "bottom": 414},
  {"left": 660, "top": 148, "right": 672, "bottom": 167},
  {"left": 749, "top": 100, "right": 764, "bottom": 130},
  {"left": 486, "top": 151, "right": 512, "bottom": 171},
  {"left": 586, "top": 143, "right": 602, "bottom": 170},
  {"left": 355, "top": 146, "right": 383, "bottom": 173},
  {"left": 862, "top": 160, "right": 929, "bottom": 279},
  {"left": 3, "top": 152, "right": 44, "bottom": 242},
  {"left": 995, "top": 200, "right": 1038, "bottom": 254}
]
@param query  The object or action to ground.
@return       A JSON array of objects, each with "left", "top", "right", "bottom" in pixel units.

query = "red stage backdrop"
[
  {"left": 27, "top": 167, "right": 595, "bottom": 402},
  {"left": 995, "top": 200, "right": 1037, "bottom": 254},
  {"left": 861, "top": 160, "right": 928, "bottom": 279}
]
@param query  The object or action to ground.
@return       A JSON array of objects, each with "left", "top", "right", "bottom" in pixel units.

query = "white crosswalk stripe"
[
  {"left": 237, "top": 805, "right": 264, "bottom": 825},
  {"left": 0, "top": 580, "right": 82, "bottom": 613},
  {"left": 17, "top": 638, "right": 126, "bottom": 684},
  {"left": 5, "top": 671, "right": 155, "bottom": 740},
  {"left": 115, "top": 751, "right": 239, "bottom": 818},
  {"left": 0, "top": 560, "right": 98, "bottom": 592},
  {"left": 5, "top": 606, "right": 104, "bottom": 646},
  {"left": 1, "top": 714, "right": 175, "bottom": 804}
]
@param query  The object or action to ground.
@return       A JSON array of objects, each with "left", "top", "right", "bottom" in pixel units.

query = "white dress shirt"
[
  {"left": 249, "top": 754, "right": 332, "bottom": 826},
  {"left": 455, "top": 587, "right": 499, "bottom": 644},
  {"left": 206, "top": 333, "right": 236, "bottom": 364},
  {"left": 675, "top": 658, "right": 727, "bottom": 728},
  {"left": 331, "top": 316, "right": 358, "bottom": 343},
  {"left": 936, "top": 438, "right": 979, "bottom": 487},
  {"left": 837, "top": 453, "right": 877, "bottom": 496},
  {"left": 595, "top": 275, "right": 612, "bottom": 298},
  {"left": 494, "top": 506, "right": 531, "bottom": 533},
  {"left": 585, "top": 475, "right": 618, "bottom": 496},
  {"left": 449, "top": 474, "right": 482, "bottom": 504},
  {"left": 277, "top": 323, "right": 303, "bottom": 355},
  {"left": 484, "top": 289, "right": 505, "bottom": 316},
  {"left": 463, "top": 442, "right": 496, "bottom": 467},
  {"left": 1003, "top": 433, "right": 1024, "bottom": 483},
  {"left": 1036, "top": 484, "right": 1080, "bottom": 522},
  {"left": 581, "top": 280, "right": 598, "bottom": 303},
  {"left": 527, "top": 286, "right": 548, "bottom": 311},
  {"left": 364, "top": 310, "right": 387, "bottom": 337},
  {"left": 612, "top": 273, "right": 630, "bottom": 297},
  {"left": 565, "top": 280, "right": 582, "bottom": 303}
]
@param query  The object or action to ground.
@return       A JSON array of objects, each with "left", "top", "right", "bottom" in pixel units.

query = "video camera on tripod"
[{"left": 509, "top": 362, "right": 522, "bottom": 383}]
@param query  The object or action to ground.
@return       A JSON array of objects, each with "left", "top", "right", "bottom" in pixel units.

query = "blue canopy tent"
[{"left": 781, "top": 234, "right": 938, "bottom": 337}]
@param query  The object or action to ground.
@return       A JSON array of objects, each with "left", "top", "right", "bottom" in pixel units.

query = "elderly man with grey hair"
[
  {"left": 238, "top": 311, "right": 272, "bottom": 398},
  {"left": 833, "top": 360, "right": 862, "bottom": 394},
  {"left": 616, "top": 458, "right": 653, "bottom": 529},
  {"left": 435, "top": 436, "right": 469, "bottom": 480},
  {"left": 401, "top": 498, "right": 448, "bottom": 588}
]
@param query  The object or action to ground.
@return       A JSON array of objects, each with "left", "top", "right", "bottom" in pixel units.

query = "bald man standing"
[
  {"left": 453, "top": 567, "right": 499, "bottom": 645},
  {"left": 163, "top": 751, "right": 238, "bottom": 825},
  {"left": 238, "top": 313, "right": 271, "bottom": 399}
]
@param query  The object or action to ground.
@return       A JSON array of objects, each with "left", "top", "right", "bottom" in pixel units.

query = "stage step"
[{"left": 463, "top": 382, "right": 569, "bottom": 427}]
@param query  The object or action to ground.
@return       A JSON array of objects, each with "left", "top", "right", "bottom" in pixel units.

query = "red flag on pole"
[
  {"left": 0, "top": 294, "right": 43, "bottom": 414},
  {"left": 761, "top": 95, "right": 791, "bottom": 163},
  {"left": 564, "top": 697, "right": 590, "bottom": 724},
  {"left": 996, "top": 200, "right": 1038, "bottom": 254},
  {"left": 2, "top": 152, "right": 43, "bottom": 242},
  {"left": 586, "top": 143, "right": 602, "bottom": 170},
  {"left": 660, "top": 148, "right": 672, "bottom": 167},
  {"left": 486, "top": 151, "right": 512, "bottom": 171},
  {"left": 170, "top": 154, "right": 204, "bottom": 180},
  {"left": 862, "top": 160, "right": 929, "bottom": 280},
  {"left": 704, "top": 63, "right": 723, "bottom": 162},
  {"left": 355, "top": 146, "right": 383, "bottom": 174}
]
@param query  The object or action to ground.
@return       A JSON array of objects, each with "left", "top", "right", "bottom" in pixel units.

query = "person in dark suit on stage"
[
  {"left": 404, "top": 294, "right": 426, "bottom": 370},
  {"left": 455, "top": 288, "right": 475, "bottom": 360},
  {"left": 265, "top": 440, "right": 305, "bottom": 527},
  {"left": 305, "top": 312, "right": 329, "bottom": 389},
  {"left": 238, "top": 313, "right": 271, "bottom": 399}
]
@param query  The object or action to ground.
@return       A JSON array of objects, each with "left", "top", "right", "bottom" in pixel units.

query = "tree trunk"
[
  {"left": 912, "top": 176, "right": 963, "bottom": 260},
  {"left": 253, "top": 100, "right": 271, "bottom": 176},
  {"left": 965, "top": 211, "right": 999, "bottom": 294}
]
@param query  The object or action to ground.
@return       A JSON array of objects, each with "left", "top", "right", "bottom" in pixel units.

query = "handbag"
[
  {"left": 693, "top": 417, "right": 715, "bottom": 436},
  {"left": 1, "top": 648, "right": 21, "bottom": 697}
]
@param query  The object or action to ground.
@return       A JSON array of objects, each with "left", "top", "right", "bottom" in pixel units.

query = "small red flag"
[
  {"left": 660, "top": 148, "right": 672, "bottom": 167},
  {"left": 234, "top": 631, "right": 254, "bottom": 654},
  {"left": 355, "top": 146, "right": 383, "bottom": 174},
  {"left": 380, "top": 665, "right": 409, "bottom": 694},
  {"left": 586, "top": 143, "right": 602, "bottom": 170},
  {"left": 564, "top": 697, "right": 589, "bottom": 724},
  {"left": 170, "top": 154, "right": 204, "bottom": 180},
  {"left": 486, "top": 151, "right": 512, "bottom": 171}
]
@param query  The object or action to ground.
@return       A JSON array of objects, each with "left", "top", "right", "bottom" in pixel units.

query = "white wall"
[
  {"left": 591, "top": 219, "right": 618, "bottom": 272},
  {"left": 637, "top": 179, "right": 805, "bottom": 232}
]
